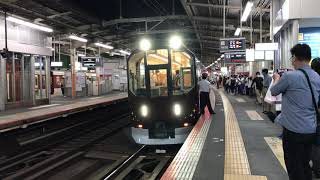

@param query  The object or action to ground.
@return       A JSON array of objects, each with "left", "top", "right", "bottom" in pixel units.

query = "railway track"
[{"left": 0, "top": 102, "right": 179, "bottom": 180}]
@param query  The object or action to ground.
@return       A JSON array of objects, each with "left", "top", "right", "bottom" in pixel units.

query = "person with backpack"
[
  {"left": 271, "top": 44, "right": 320, "bottom": 180},
  {"left": 251, "top": 72, "right": 264, "bottom": 104},
  {"left": 230, "top": 75, "right": 236, "bottom": 95},
  {"left": 311, "top": 57, "right": 320, "bottom": 177}
]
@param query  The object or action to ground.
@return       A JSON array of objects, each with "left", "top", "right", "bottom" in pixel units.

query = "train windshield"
[{"left": 128, "top": 49, "right": 195, "bottom": 97}]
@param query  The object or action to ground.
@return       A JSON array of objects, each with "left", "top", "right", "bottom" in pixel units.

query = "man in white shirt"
[{"left": 198, "top": 73, "right": 215, "bottom": 115}]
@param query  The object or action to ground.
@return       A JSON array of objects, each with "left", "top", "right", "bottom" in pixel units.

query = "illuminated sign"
[
  {"left": 225, "top": 52, "right": 246, "bottom": 64},
  {"left": 80, "top": 57, "right": 101, "bottom": 67},
  {"left": 220, "top": 38, "right": 246, "bottom": 52},
  {"left": 299, "top": 27, "right": 320, "bottom": 58}
]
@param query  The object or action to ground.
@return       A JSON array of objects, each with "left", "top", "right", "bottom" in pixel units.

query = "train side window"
[
  {"left": 171, "top": 51, "right": 194, "bottom": 95},
  {"left": 128, "top": 52, "right": 147, "bottom": 96}
]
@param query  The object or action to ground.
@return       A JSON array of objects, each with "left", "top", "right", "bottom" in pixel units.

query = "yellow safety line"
[
  {"left": 219, "top": 91, "right": 268, "bottom": 180},
  {"left": 264, "top": 137, "right": 287, "bottom": 172}
]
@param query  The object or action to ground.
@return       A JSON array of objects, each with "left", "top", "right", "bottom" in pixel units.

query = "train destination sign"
[{"left": 220, "top": 38, "right": 246, "bottom": 52}]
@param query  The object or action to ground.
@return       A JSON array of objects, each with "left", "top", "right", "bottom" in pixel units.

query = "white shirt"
[{"left": 198, "top": 79, "right": 211, "bottom": 92}]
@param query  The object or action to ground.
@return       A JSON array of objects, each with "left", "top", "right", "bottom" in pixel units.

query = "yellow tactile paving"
[
  {"left": 219, "top": 91, "right": 268, "bottom": 180},
  {"left": 220, "top": 91, "right": 251, "bottom": 175},
  {"left": 225, "top": 174, "right": 268, "bottom": 180},
  {"left": 264, "top": 137, "right": 287, "bottom": 172}
]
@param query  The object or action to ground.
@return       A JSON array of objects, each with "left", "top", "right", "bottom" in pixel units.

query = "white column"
[
  {"left": 45, "top": 56, "right": 51, "bottom": 103},
  {"left": 31, "top": 56, "right": 36, "bottom": 105},
  {"left": 0, "top": 56, "right": 5, "bottom": 111}
]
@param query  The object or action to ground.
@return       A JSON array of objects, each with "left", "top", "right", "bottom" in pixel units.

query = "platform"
[
  {"left": 161, "top": 89, "right": 296, "bottom": 180},
  {"left": 0, "top": 93, "right": 128, "bottom": 132}
]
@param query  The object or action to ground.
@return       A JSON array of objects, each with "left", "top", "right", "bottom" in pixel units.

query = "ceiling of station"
[{"left": 0, "top": 0, "right": 271, "bottom": 65}]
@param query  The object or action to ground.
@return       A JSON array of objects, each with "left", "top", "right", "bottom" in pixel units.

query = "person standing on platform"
[
  {"left": 271, "top": 44, "right": 320, "bottom": 180},
  {"left": 262, "top": 68, "right": 272, "bottom": 113},
  {"left": 251, "top": 72, "right": 263, "bottom": 104},
  {"left": 198, "top": 73, "right": 215, "bottom": 115}
]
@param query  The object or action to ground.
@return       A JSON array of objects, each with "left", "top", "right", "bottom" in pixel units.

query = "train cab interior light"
[
  {"left": 183, "top": 123, "right": 189, "bottom": 127},
  {"left": 68, "top": 35, "right": 88, "bottom": 43},
  {"left": 7, "top": 16, "right": 53, "bottom": 33},
  {"left": 169, "top": 36, "right": 182, "bottom": 49},
  {"left": 140, "top": 105, "right": 148, "bottom": 117},
  {"left": 140, "top": 39, "right": 151, "bottom": 51},
  {"left": 241, "top": 1, "right": 254, "bottom": 22},
  {"left": 138, "top": 124, "right": 143, "bottom": 128}
]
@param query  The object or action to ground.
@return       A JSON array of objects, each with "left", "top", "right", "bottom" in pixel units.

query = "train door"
[{"left": 146, "top": 65, "right": 170, "bottom": 97}]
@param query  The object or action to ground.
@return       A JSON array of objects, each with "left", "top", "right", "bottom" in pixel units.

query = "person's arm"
[
  {"left": 251, "top": 78, "right": 256, "bottom": 88},
  {"left": 270, "top": 73, "right": 289, "bottom": 96}
]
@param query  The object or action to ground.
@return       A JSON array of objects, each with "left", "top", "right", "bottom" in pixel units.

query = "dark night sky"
[{"left": 69, "top": 0, "right": 185, "bottom": 20}]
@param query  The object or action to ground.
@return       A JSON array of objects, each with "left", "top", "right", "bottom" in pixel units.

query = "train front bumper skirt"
[{"left": 131, "top": 126, "right": 193, "bottom": 145}]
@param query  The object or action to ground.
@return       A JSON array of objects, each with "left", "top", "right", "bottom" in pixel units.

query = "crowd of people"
[{"left": 216, "top": 69, "right": 272, "bottom": 113}]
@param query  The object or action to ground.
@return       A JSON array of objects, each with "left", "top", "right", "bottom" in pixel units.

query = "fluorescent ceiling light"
[
  {"left": 68, "top": 35, "right": 88, "bottom": 43},
  {"left": 220, "top": 54, "right": 224, "bottom": 58},
  {"left": 241, "top": 1, "right": 254, "bottom": 22},
  {"left": 7, "top": 16, "right": 53, "bottom": 33},
  {"left": 234, "top": 28, "right": 241, "bottom": 36},
  {"left": 217, "top": 58, "right": 221, "bottom": 61},
  {"left": 77, "top": 53, "right": 86, "bottom": 57},
  {"left": 119, "top": 50, "right": 130, "bottom": 55},
  {"left": 95, "top": 42, "right": 113, "bottom": 49}
]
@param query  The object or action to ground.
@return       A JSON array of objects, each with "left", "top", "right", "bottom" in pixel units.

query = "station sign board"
[
  {"left": 225, "top": 52, "right": 246, "bottom": 64},
  {"left": 220, "top": 38, "right": 246, "bottom": 52},
  {"left": 80, "top": 57, "right": 102, "bottom": 67},
  {"left": 298, "top": 27, "right": 320, "bottom": 59}
]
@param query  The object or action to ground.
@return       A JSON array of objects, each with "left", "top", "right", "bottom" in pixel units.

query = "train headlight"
[
  {"left": 140, "top": 39, "right": 151, "bottom": 51},
  {"left": 169, "top": 35, "right": 182, "bottom": 49},
  {"left": 140, "top": 105, "right": 148, "bottom": 117},
  {"left": 173, "top": 104, "right": 182, "bottom": 116}
]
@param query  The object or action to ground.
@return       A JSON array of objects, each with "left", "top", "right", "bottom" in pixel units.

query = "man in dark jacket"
[{"left": 251, "top": 72, "right": 263, "bottom": 104}]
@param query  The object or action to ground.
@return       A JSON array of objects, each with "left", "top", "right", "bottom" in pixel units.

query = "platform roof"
[{"left": 0, "top": 0, "right": 271, "bottom": 65}]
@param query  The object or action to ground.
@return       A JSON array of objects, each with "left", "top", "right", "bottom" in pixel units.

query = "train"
[{"left": 127, "top": 36, "right": 200, "bottom": 145}]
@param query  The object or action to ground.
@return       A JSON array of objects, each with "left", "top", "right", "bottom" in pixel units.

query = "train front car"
[{"left": 128, "top": 37, "right": 199, "bottom": 145}]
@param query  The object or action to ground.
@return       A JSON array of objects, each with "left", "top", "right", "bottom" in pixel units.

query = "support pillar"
[
  {"left": 45, "top": 56, "right": 51, "bottom": 103},
  {"left": 71, "top": 48, "right": 76, "bottom": 99},
  {"left": 30, "top": 56, "right": 36, "bottom": 105},
  {"left": 0, "top": 56, "right": 5, "bottom": 111}
]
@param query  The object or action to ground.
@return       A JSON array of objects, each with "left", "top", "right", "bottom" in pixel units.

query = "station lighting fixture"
[
  {"left": 169, "top": 35, "right": 182, "bottom": 49},
  {"left": 220, "top": 54, "right": 224, "bottom": 58},
  {"left": 173, "top": 104, "right": 182, "bottom": 116},
  {"left": 94, "top": 42, "right": 113, "bottom": 49},
  {"left": 140, "top": 105, "right": 148, "bottom": 117},
  {"left": 139, "top": 39, "right": 151, "bottom": 51},
  {"left": 119, "top": 50, "right": 130, "bottom": 55},
  {"left": 68, "top": 35, "right": 88, "bottom": 43},
  {"left": 241, "top": 1, "right": 254, "bottom": 22},
  {"left": 234, "top": 28, "right": 241, "bottom": 36},
  {"left": 6, "top": 16, "right": 53, "bottom": 33},
  {"left": 217, "top": 58, "right": 221, "bottom": 61}
]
